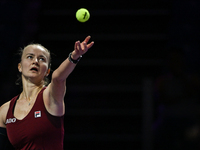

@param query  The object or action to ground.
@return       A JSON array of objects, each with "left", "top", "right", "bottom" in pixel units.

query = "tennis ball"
[{"left": 76, "top": 8, "right": 90, "bottom": 22}]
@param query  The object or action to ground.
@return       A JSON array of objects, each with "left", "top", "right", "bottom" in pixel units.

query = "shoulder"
[
  {"left": 0, "top": 101, "right": 11, "bottom": 127},
  {"left": 0, "top": 101, "right": 10, "bottom": 115}
]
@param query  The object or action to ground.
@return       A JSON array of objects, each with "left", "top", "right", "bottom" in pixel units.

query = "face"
[{"left": 18, "top": 45, "right": 50, "bottom": 84}]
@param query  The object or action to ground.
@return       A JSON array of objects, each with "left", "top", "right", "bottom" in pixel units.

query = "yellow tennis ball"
[{"left": 76, "top": 8, "right": 90, "bottom": 22}]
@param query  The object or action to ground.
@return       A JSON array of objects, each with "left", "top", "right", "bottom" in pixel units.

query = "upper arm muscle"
[
  {"left": 0, "top": 102, "right": 9, "bottom": 128},
  {"left": 43, "top": 81, "right": 66, "bottom": 116}
]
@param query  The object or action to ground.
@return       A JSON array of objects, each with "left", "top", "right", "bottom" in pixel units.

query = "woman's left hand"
[{"left": 72, "top": 36, "right": 94, "bottom": 59}]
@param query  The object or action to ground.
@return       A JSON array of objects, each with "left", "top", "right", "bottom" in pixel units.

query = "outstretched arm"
[
  {"left": 53, "top": 36, "right": 94, "bottom": 80},
  {"left": 44, "top": 36, "right": 94, "bottom": 116}
]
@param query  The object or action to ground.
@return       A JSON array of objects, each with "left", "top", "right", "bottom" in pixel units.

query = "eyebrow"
[
  {"left": 26, "top": 53, "right": 34, "bottom": 56},
  {"left": 26, "top": 53, "right": 47, "bottom": 58}
]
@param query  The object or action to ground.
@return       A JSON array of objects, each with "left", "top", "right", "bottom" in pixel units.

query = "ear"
[
  {"left": 18, "top": 63, "right": 22, "bottom": 73},
  {"left": 46, "top": 68, "right": 50, "bottom": 76}
]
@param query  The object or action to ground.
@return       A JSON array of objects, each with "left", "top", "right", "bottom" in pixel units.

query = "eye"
[
  {"left": 27, "top": 55, "right": 33, "bottom": 59},
  {"left": 39, "top": 57, "right": 46, "bottom": 62}
]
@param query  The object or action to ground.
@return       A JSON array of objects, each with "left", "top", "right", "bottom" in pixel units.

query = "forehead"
[{"left": 23, "top": 45, "right": 49, "bottom": 58}]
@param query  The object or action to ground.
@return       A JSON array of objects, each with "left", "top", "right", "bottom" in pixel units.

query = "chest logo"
[
  {"left": 34, "top": 111, "right": 41, "bottom": 118},
  {"left": 6, "top": 118, "right": 16, "bottom": 124}
]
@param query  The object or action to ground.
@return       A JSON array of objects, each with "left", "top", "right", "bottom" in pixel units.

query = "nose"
[{"left": 33, "top": 58, "right": 39, "bottom": 65}]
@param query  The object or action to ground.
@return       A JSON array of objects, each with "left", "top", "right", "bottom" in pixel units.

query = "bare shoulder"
[
  {"left": 0, "top": 101, "right": 10, "bottom": 127},
  {"left": 0, "top": 101, "right": 10, "bottom": 115}
]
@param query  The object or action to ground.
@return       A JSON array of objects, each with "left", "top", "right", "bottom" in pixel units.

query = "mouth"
[{"left": 30, "top": 67, "right": 38, "bottom": 72}]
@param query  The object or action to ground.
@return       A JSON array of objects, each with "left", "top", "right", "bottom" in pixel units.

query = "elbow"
[{"left": 51, "top": 71, "right": 66, "bottom": 84}]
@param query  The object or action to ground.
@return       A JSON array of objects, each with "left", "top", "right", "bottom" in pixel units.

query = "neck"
[{"left": 21, "top": 84, "right": 44, "bottom": 101}]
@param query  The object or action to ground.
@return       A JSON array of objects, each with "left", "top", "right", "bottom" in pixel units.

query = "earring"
[{"left": 46, "top": 69, "right": 50, "bottom": 76}]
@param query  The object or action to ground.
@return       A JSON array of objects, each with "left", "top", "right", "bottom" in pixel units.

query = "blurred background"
[{"left": 0, "top": 0, "right": 200, "bottom": 149}]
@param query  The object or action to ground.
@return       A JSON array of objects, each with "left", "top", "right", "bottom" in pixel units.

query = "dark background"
[{"left": 0, "top": 0, "right": 200, "bottom": 149}]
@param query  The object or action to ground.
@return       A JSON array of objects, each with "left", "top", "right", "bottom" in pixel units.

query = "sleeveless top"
[{"left": 6, "top": 88, "right": 64, "bottom": 150}]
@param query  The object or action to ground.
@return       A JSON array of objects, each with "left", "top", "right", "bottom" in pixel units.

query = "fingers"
[
  {"left": 74, "top": 41, "right": 79, "bottom": 49},
  {"left": 84, "top": 36, "right": 91, "bottom": 44},
  {"left": 74, "top": 36, "right": 94, "bottom": 55},
  {"left": 83, "top": 42, "right": 87, "bottom": 51},
  {"left": 83, "top": 36, "right": 94, "bottom": 50},
  {"left": 87, "top": 41, "right": 94, "bottom": 49}
]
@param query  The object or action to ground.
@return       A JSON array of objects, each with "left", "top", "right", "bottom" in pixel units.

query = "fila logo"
[
  {"left": 34, "top": 111, "right": 41, "bottom": 118},
  {"left": 6, "top": 118, "right": 16, "bottom": 124}
]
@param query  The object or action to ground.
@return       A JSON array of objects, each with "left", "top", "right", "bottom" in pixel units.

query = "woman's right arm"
[
  {"left": 0, "top": 102, "right": 9, "bottom": 127},
  {"left": 0, "top": 102, "right": 14, "bottom": 150}
]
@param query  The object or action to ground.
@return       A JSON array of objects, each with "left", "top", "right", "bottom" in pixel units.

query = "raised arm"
[{"left": 44, "top": 36, "right": 94, "bottom": 116}]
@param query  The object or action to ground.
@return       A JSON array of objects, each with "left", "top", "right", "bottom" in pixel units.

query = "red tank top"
[{"left": 6, "top": 88, "right": 64, "bottom": 150}]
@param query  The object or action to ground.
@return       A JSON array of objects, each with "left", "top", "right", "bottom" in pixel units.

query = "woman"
[{"left": 0, "top": 36, "right": 94, "bottom": 150}]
